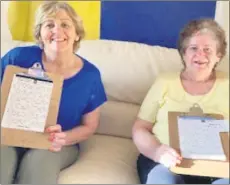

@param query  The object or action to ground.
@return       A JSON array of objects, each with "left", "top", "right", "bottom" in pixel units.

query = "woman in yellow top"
[{"left": 132, "top": 19, "right": 229, "bottom": 184}]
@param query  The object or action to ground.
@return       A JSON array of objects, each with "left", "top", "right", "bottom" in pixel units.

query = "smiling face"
[
  {"left": 40, "top": 9, "right": 78, "bottom": 53},
  {"left": 182, "top": 31, "right": 221, "bottom": 76}
]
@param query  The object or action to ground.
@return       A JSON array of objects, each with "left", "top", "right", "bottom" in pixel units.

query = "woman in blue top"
[{"left": 1, "top": 1, "right": 107, "bottom": 184}]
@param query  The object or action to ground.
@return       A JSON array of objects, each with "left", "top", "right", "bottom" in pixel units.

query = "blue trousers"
[{"left": 137, "top": 154, "right": 229, "bottom": 184}]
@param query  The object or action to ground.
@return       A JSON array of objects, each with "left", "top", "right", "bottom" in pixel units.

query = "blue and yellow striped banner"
[{"left": 8, "top": 1, "right": 216, "bottom": 48}]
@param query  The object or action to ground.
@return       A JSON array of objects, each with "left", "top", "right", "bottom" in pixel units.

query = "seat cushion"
[
  {"left": 96, "top": 100, "right": 140, "bottom": 138},
  {"left": 58, "top": 134, "right": 140, "bottom": 184}
]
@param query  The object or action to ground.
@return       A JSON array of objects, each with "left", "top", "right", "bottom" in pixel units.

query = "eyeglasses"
[{"left": 186, "top": 46, "right": 214, "bottom": 56}]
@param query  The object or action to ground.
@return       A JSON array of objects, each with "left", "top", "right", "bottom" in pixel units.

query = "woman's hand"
[
  {"left": 153, "top": 144, "right": 182, "bottom": 168},
  {"left": 45, "top": 124, "right": 67, "bottom": 152}
]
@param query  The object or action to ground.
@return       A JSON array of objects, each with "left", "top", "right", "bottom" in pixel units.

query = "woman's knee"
[
  {"left": 146, "top": 164, "right": 184, "bottom": 184},
  {"left": 16, "top": 149, "right": 61, "bottom": 184},
  {"left": 212, "top": 178, "right": 230, "bottom": 184},
  {"left": 16, "top": 146, "right": 78, "bottom": 184},
  {"left": 0, "top": 146, "right": 18, "bottom": 184}
]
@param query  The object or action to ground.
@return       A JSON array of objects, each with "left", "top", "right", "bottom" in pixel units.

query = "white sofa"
[{"left": 1, "top": 39, "right": 229, "bottom": 184}]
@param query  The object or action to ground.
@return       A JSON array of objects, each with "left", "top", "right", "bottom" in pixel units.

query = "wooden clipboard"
[
  {"left": 168, "top": 104, "right": 229, "bottom": 178},
  {"left": 1, "top": 64, "right": 64, "bottom": 149}
]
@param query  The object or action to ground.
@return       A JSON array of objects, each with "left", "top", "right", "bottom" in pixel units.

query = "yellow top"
[{"left": 138, "top": 71, "right": 229, "bottom": 145}]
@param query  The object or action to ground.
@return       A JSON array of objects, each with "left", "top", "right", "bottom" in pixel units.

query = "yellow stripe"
[
  {"left": 8, "top": 1, "right": 100, "bottom": 41},
  {"left": 8, "top": 1, "right": 30, "bottom": 41},
  {"left": 27, "top": 1, "right": 44, "bottom": 41},
  {"left": 67, "top": 1, "right": 100, "bottom": 40}
]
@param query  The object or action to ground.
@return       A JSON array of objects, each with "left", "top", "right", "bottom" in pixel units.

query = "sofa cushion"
[
  {"left": 78, "top": 40, "right": 229, "bottom": 105},
  {"left": 96, "top": 100, "right": 139, "bottom": 138},
  {"left": 2, "top": 40, "right": 228, "bottom": 105},
  {"left": 1, "top": 41, "right": 19, "bottom": 57},
  {"left": 78, "top": 40, "right": 183, "bottom": 105},
  {"left": 1, "top": 41, "right": 35, "bottom": 57},
  {"left": 58, "top": 134, "right": 140, "bottom": 184}
]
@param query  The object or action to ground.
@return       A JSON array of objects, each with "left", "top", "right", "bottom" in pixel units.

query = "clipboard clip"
[
  {"left": 188, "top": 103, "right": 204, "bottom": 117},
  {"left": 28, "top": 63, "right": 45, "bottom": 78},
  {"left": 180, "top": 103, "right": 206, "bottom": 121},
  {"left": 17, "top": 63, "right": 52, "bottom": 83},
  {"left": 179, "top": 103, "right": 220, "bottom": 122}
]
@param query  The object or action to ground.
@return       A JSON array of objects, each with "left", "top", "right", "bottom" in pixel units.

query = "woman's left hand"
[{"left": 45, "top": 124, "right": 67, "bottom": 152}]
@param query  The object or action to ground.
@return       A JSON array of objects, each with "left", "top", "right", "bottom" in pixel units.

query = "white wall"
[
  {"left": 215, "top": 1, "right": 229, "bottom": 55},
  {"left": 1, "top": 1, "right": 12, "bottom": 41},
  {"left": 215, "top": 1, "right": 229, "bottom": 72}
]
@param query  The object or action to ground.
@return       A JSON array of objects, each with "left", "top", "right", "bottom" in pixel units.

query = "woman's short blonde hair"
[
  {"left": 34, "top": 1, "right": 85, "bottom": 51},
  {"left": 177, "top": 18, "right": 227, "bottom": 62}
]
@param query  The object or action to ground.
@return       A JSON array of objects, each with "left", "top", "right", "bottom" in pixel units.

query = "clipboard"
[
  {"left": 168, "top": 103, "right": 229, "bottom": 178},
  {"left": 1, "top": 63, "right": 64, "bottom": 149}
]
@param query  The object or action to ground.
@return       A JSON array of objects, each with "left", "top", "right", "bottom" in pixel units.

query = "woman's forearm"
[
  {"left": 64, "top": 108, "right": 100, "bottom": 146},
  {"left": 133, "top": 119, "right": 161, "bottom": 161},
  {"left": 64, "top": 125, "right": 95, "bottom": 146}
]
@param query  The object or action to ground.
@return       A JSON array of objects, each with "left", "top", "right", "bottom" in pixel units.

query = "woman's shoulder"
[
  {"left": 156, "top": 71, "right": 180, "bottom": 82},
  {"left": 148, "top": 72, "right": 179, "bottom": 92},
  {"left": 216, "top": 70, "right": 229, "bottom": 87},
  {"left": 216, "top": 70, "right": 229, "bottom": 77},
  {"left": 79, "top": 56, "right": 101, "bottom": 77},
  {"left": 4, "top": 45, "right": 41, "bottom": 57},
  {"left": 1, "top": 45, "right": 42, "bottom": 67}
]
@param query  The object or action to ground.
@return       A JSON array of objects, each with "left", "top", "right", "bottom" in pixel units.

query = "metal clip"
[
  {"left": 17, "top": 62, "right": 52, "bottom": 83},
  {"left": 28, "top": 63, "right": 44, "bottom": 78},
  {"left": 189, "top": 103, "right": 203, "bottom": 115}
]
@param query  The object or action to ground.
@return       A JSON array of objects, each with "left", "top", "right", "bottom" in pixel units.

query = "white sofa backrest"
[
  {"left": 78, "top": 40, "right": 183, "bottom": 105},
  {"left": 78, "top": 40, "right": 229, "bottom": 105},
  {"left": 1, "top": 40, "right": 228, "bottom": 106},
  {"left": 1, "top": 40, "right": 229, "bottom": 139}
]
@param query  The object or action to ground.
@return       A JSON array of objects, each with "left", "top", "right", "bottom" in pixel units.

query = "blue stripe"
[
  {"left": 179, "top": 116, "right": 216, "bottom": 120},
  {"left": 101, "top": 1, "right": 216, "bottom": 48}
]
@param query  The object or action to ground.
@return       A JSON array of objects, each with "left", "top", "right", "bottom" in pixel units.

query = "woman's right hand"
[{"left": 153, "top": 144, "right": 182, "bottom": 168}]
